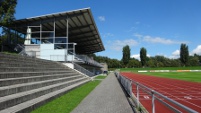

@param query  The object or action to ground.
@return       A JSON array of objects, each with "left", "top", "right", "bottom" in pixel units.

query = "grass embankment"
[
  {"left": 2, "top": 51, "right": 18, "bottom": 55},
  {"left": 120, "top": 67, "right": 201, "bottom": 83},
  {"left": 31, "top": 80, "right": 101, "bottom": 113},
  {"left": 95, "top": 75, "right": 107, "bottom": 79}
]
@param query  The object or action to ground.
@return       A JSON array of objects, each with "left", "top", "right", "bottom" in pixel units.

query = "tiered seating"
[{"left": 0, "top": 53, "right": 90, "bottom": 113}]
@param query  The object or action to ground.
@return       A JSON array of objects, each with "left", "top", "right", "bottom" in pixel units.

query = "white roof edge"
[{"left": 26, "top": 7, "right": 91, "bottom": 20}]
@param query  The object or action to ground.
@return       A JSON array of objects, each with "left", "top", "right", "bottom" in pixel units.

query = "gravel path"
[{"left": 71, "top": 73, "right": 134, "bottom": 113}]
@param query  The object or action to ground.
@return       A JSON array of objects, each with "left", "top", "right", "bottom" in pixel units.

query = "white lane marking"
[
  {"left": 143, "top": 96, "right": 150, "bottom": 99},
  {"left": 184, "top": 96, "right": 192, "bottom": 99}
]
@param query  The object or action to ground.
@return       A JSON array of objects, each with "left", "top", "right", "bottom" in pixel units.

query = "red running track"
[{"left": 121, "top": 72, "right": 201, "bottom": 113}]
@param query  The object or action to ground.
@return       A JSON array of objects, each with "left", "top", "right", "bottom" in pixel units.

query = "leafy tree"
[
  {"left": 0, "top": 0, "right": 17, "bottom": 51},
  {"left": 122, "top": 45, "right": 130, "bottom": 66},
  {"left": 194, "top": 54, "right": 201, "bottom": 65},
  {"left": 0, "top": 0, "right": 17, "bottom": 26},
  {"left": 127, "top": 59, "right": 140, "bottom": 68},
  {"left": 189, "top": 56, "right": 199, "bottom": 66},
  {"left": 140, "top": 47, "right": 147, "bottom": 67},
  {"left": 93, "top": 55, "right": 122, "bottom": 68},
  {"left": 180, "top": 43, "right": 189, "bottom": 67},
  {"left": 147, "top": 59, "right": 155, "bottom": 67}
]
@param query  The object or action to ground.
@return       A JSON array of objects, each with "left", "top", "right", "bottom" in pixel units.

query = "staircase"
[{"left": 0, "top": 53, "right": 90, "bottom": 113}]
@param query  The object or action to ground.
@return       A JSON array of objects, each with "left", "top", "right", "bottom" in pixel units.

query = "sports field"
[
  {"left": 121, "top": 72, "right": 201, "bottom": 113},
  {"left": 120, "top": 67, "right": 201, "bottom": 83},
  {"left": 119, "top": 67, "right": 201, "bottom": 112}
]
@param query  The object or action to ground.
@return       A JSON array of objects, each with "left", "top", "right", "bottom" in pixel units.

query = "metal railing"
[
  {"left": 14, "top": 44, "right": 27, "bottom": 56},
  {"left": 115, "top": 71, "right": 198, "bottom": 113},
  {"left": 74, "top": 63, "right": 95, "bottom": 77},
  {"left": 75, "top": 55, "right": 103, "bottom": 67}
]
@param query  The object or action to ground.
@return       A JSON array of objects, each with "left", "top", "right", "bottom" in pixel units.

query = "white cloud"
[
  {"left": 172, "top": 50, "right": 180, "bottom": 56},
  {"left": 131, "top": 54, "right": 150, "bottom": 61},
  {"left": 133, "top": 33, "right": 142, "bottom": 38},
  {"left": 134, "top": 33, "right": 189, "bottom": 45},
  {"left": 143, "top": 36, "right": 180, "bottom": 44},
  {"left": 192, "top": 45, "right": 201, "bottom": 55},
  {"left": 131, "top": 54, "right": 140, "bottom": 60},
  {"left": 98, "top": 16, "right": 105, "bottom": 21},
  {"left": 109, "top": 39, "right": 138, "bottom": 51},
  {"left": 102, "top": 33, "right": 114, "bottom": 38},
  {"left": 169, "top": 50, "right": 180, "bottom": 59}
]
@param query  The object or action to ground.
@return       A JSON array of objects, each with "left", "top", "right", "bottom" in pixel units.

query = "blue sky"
[{"left": 14, "top": 0, "right": 201, "bottom": 60}]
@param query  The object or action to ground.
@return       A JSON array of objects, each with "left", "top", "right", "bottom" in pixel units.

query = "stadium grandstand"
[
  {"left": 1, "top": 8, "right": 105, "bottom": 76},
  {"left": 0, "top": 8, "right": 106, "bottom": 112}
]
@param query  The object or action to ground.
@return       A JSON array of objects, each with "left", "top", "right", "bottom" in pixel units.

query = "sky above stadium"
[{"left": 15, "top": 0, "right": 201, "bottom": 60}]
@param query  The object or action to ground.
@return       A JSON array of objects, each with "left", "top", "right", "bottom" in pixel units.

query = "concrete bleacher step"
[
  {"left": 0, "top": 55, "right": 65, "bottom": 68},
  {"left": 0, "top": 60, "right": 64, "bottom": 68},
  {"left": 0, "top": 75, "right": 83, "bottom": 97},
  {"left": 0, "top": 77, "right": 88, "bottom": 111},
  {"left": 0, "top": 62, "right": 36, "bottom": 67},
  {"left": 0, "top": 53, "right": 62, "bottom": 64},
  {"left": 0, "top": 71, "right": 73, "bottom": 79},
  {"left": 0, "top": 79, "right": 90, "bottom": 113},
  {"left": 0, "top": 72, "right": 77, "bottom": 87},
  {"left": 0, "top": 53, "right": 91, "bottom": 112},
  {"left": 0, "top": 67, "right": 69, "bottom": 72},
  {"left": 0, "top": 62, "right": 65, "bottom": 69}
]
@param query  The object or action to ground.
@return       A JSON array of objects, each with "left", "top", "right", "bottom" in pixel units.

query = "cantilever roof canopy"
[{"left": 8, "top": 8, "right": 105, "bottom": 54}]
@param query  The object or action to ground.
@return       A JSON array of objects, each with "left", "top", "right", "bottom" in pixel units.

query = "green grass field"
[
  {"left": 120, "top": 67, "right": 201, "bottom": 83},
  {"left": 120, "top": 67, "right": 201, "bottom": 72},
  {"left": 31, "top": 80, "right": 101, "bottom": 113},
  {"left": 141, "top": 72, "right": 201, "bottom": 83}
]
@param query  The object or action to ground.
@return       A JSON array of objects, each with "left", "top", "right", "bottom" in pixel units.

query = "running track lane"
[{"left": 121, "top": 72, "right": 201, "bottom": 113}]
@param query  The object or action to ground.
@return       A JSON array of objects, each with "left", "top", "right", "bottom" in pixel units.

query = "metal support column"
[
  {"left": 65, "top": 17, "right": 69, "bottom": 62},
  {"left": 53, "top": 18, "right": 55, "bottom": 43},
  {"left": 40, "top": 21, "right": 42, "bottom": 43}
]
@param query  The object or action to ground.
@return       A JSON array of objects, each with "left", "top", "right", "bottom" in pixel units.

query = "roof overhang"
[{"left": 5, "top": 8, "right": 105, "bottom": 54}]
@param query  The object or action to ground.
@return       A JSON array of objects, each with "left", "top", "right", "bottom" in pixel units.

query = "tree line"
[{"left": 93, "top": 44, "right": 201, "bottom": 68}]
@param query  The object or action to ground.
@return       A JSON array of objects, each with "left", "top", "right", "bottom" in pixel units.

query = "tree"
[
  {"left": 180, "top": 43, "right": 189, "bottom": 67},
  {"left": 189, "top": 56, "right": 199, "bottom": 66},
  {"left": 147, "top": 59, "right": 155, "bottom": 67},
  {"left": 140, "top": 47, "right": 147, "bottom": 67},
  {"left": 0, "top": 0, "right": 17, "bottom": 51},
  {"left": 93, "top": 55, "right": 122, "bottom": 68},
  {"left": 0, "top": 0, "right": 17, "bottom": 26},
  {"left": 122, "top": 45, "right": 130, "bottom": 66},
  {"left": 127, "top": 59, "right": 140, "bottom": 68}
]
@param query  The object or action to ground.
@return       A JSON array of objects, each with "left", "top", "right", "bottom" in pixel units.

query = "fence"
[
  {"left": 115, "top": 71, "right": 198, "bottom": 113},
  {"left": 74, "top": 63, "right": 95, "bottom": 77}
]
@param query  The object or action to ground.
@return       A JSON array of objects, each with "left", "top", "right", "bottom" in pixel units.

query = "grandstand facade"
[{"left": 2, "top": 8, "right": 105, "bottom": 76}]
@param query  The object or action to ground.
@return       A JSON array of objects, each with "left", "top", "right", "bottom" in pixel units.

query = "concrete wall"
[
  {"left": 25, "top": 45, "right": 40, "bottom": 58},
  {"left": 40, "top": 44, "right": 65, "bottom": 61},
  {"left": 25, "top": 44, "right": 74, "bottom": 61}
]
